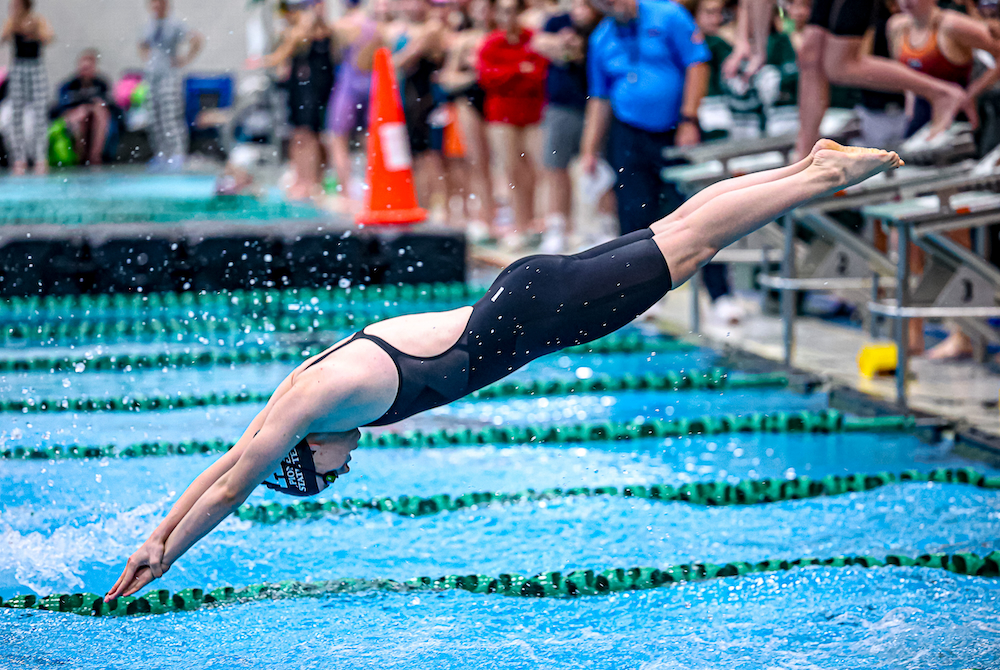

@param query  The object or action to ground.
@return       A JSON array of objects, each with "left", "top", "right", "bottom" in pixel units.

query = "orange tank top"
[{"left": 897, "top": 17, "right": 972, "bottom": 86}]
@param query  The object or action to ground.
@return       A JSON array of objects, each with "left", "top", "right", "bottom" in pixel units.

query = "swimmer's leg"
[
  {"left": 569, "top": 142, "right": 844, "bottom": 261},
  {"left": 661, "top": 139, "right": 844, "bottom": 225},
  {"left": 651, "top": 146, "right": 902, "bottom": 287}
]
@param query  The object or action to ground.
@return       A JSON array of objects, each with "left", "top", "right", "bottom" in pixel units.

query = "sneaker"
[
  {"left": 539, "top": 214, "right": 567, "bottom": 254},
  {"left": 538, "top": 228, "right": 566, "bottom": 254},
  {"left": 165, "top": 154, "right": 185, "bottom": 172},
  {"left": 499, "top": 232, "right": 526, "bottom": 253},
  {"left": 147, "top": 155, "right": 167, "bottom": 172},
  {"left": 467, "top": 219, "right": 491, "bottom": 245},
  {"left": 711, "top": 295, "right": 746, "bottom": 326}
]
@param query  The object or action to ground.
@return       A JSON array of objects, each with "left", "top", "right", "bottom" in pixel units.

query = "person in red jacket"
[{"left": 477, "top": 0, "right": 548, "bottom": 249}]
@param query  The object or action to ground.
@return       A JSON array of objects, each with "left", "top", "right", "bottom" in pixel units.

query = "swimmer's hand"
[{"left": 105, "top": 538, "right": 171, "bottom": 602}]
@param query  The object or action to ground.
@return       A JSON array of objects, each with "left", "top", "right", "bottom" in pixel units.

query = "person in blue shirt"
[{"left": 580, "top": 0, "right": 710, "bottom": 233}]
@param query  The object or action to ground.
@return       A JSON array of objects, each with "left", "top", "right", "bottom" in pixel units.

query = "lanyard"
[{"left": 614, "top": 18, "right": 640, "bottom": 84}]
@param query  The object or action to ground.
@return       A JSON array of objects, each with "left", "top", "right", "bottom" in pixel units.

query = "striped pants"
[
  {"left": 147, "top": 71, "right": 187, "bottom": 160},
  {"left": 8, "top": 59, "right": 49, "bottom": 165}
]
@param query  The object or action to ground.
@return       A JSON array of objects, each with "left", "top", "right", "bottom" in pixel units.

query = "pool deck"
[{"left": 656, "top": 281, "right": 1000, "bottom": 440}]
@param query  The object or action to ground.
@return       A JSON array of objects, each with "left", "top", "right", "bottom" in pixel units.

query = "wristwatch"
[{"left": 678, "top": 114, "right": 698, "bottom": 125}]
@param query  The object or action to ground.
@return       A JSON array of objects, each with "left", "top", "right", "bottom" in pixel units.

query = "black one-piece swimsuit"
[{"left": 305, "top": 228, "right": 673, "bottom": 426}]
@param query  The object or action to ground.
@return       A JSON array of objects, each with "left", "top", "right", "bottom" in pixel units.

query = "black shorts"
[
  {"left": 808, "top": 0, "right": 876, "bottom": 37},
  {"left": 287, "top": 78, "right": 332, "bottom": 133}
]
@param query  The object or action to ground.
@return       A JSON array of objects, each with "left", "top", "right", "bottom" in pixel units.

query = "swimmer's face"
[{"left": 308, "top": 428, "right": 361, "bottom": 491}]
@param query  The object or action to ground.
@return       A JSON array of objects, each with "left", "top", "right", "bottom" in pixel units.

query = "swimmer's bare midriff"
[{"left": 288, "top": 305, "right": 474, "bottom": 431}]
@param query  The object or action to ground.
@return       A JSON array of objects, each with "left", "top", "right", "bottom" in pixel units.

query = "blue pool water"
[{"left": 1, "top": 333, "right": 999, "bottom": 669}]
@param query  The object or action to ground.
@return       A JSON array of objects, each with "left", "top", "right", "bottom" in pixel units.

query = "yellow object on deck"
[{"left": 858, "top": 342, "right": 898, "bottom": 379}]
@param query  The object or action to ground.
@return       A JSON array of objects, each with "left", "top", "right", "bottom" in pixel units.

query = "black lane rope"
[
  {"left": 235, "top": 467, "right": 1000, "bottom": 523},
  {"left": 5, "top": 551, "right": 997, "bottom": 617},
  {"left": 0, "top": 368, "right": 786, "bottom": 414},
  {"left": 0, "top": 410, "right": 914, "bottom": 461},
  {"left": 0, "top": 332, "right": 692, "bottom": 373}
]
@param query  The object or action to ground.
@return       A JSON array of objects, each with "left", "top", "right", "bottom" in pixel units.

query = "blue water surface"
[{"left": 1, "top": 344, "right": 999, "bottom": 669}]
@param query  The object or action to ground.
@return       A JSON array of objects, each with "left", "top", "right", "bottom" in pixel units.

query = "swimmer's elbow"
[{"left": 215, "top": 473, "right": 253, "bottom": 507}]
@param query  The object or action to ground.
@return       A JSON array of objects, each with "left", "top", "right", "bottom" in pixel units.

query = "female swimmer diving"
[{"left": 105, "top": 141, "right": 902, "bottom": 602}]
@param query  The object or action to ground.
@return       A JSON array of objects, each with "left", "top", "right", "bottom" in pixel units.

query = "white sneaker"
[
  {"left": 165, "top": 154, "right": 185, "bottom": 172},
  {"left": 500, "top": 232, "right": 529, "bottom": 253},
  {"left": 538, "top": 229, "right": 566, "bottom": 254},
  {"left": 539, "top": 214, "right": 567, "bottom": 254},
  {"left": 467, "top": 220, "right": 491, "bottom": 244},
  {"left": 711, "top": 295, "right": 747, "bottom": 326}
]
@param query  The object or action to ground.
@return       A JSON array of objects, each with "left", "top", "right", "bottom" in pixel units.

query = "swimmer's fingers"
[
  {"left": 105, "top": 564, "right": 136, "bottom": 602},
  {"left": 105, "top": 556, "right": 142, "bottom": 602},
  {"left": 121, "top": 567, "right": 155, "bottom": 598}
]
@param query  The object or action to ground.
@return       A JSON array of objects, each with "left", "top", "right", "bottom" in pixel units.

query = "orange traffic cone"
[{"left": 357, "top": 47, "right": 427, "bottom": 226}]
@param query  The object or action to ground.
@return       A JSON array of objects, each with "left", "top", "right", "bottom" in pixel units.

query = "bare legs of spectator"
[
  {"left": 494, "top": 123, "right": 538, "bottom": 248},
  {"left": 412, "top": 150, "right": 445, "bottom": 211},
  {"left": 456, "top": 101, "right": 496, "bottom": 237},
  {"left": 288, "top": 127, "right": 323, "bottom": 201},
  {"left": 540, "top": 164, "right": 573, "bottom": 253},
  {"left": 794, "top": 30, "right": 970, "bottom": 159},
  {"left": 442, "top": 154, "right": 470, "bottom": 226},
  {"left": 328, "top": 131, "right": 357, "bottom": 201},
  {"left": 64, "top": 103, "right": 110, "bottom": 166}
]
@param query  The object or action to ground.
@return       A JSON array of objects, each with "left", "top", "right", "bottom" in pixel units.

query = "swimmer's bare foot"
[
  {"left": 785, "top": 139, "right": 842, "bottom": 174},
  {"left": 927, "top": 83, "right": 969, "bottom": 139},
  {"left": 809, "top": 139, "right": 844, "bottom": 160},
  {"left": 808, "top": 145, "right": 903, "bottom": 192}
]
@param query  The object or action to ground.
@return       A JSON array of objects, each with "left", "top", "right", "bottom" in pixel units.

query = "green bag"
[{"left": 48, "top": 118, "right": 78, "bottom": 167}]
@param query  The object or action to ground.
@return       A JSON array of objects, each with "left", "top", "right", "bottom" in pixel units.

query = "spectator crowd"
[{"left": 4, "top": 0, "right": 1000, "bottom": 266}]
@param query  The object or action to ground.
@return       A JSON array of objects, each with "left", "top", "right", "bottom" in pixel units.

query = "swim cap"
[{"left": 262, "top": 438, "right": 339, "bottom": 496}]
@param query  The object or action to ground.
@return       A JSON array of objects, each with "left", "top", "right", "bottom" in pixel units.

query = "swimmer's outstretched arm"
[
  {"left": 105, "top": 383, "right": 325, "bottom": 601},
  {"left": 105, "top": 357, "right": 372, "bottom": 601},
  {"left": 103, "top": 371, "right": 301, "bottom": 602}
]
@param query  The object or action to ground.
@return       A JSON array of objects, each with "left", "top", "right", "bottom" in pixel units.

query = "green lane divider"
[
  {"left": 3, "top": 283, "right": 479, "bottom": 320},
  {"left": 3, "top": 307, "right": 436, "bottom": 346},
  {"left": 0, "top": 331, "right": 694, "bottom": 374},
  {"left": 2, "top": 283, "right": 485, "bottom": 346},
  {"left": 0, "top": 367, "right": 781, "bottom": 414},
  {"left": 0, "top": 283, "right": 486, "bottom": 323},
  {"left": 236, "top": 467, "right": 1000, "bottom": 523},
  {"left": 5, "top": 551, "right": 997, "bottom": 617},
  {"left": 470, "top": 369, "right": 787, "bottom": 400},
  {"left": 1, "top": 409, "right": 914, "bottom": 460},
  {"left": 0, "top": 193, "right": 319, "bottom": 226}
]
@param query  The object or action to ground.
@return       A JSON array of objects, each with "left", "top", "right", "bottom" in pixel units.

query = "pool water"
[{"left": 2, "top": 330, "right": 999, "bottom": 669}]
